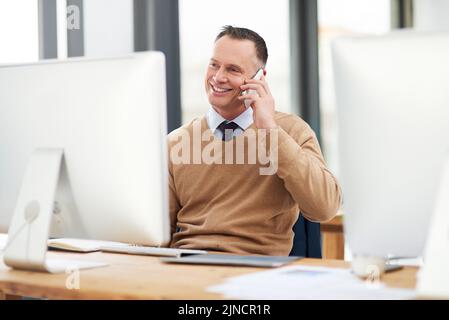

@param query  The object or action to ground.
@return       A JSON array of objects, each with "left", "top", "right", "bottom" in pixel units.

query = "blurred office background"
[{"left": 1, "top": 0, "right": 448, "bottom": 177}]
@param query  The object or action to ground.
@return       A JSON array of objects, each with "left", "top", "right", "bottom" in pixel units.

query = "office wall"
[
  {"left": 414, "top": 0, "right": 449, "bottom": 31},
  {"left": 83, "top": 0, "right": 134, "bottom": 57}
]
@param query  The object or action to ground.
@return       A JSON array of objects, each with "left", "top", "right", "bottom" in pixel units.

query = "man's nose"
[{"left": 213, "top": 67, "right": 227, "bottom": 83}]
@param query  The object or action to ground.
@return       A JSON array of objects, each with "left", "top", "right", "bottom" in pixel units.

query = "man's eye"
[{"left": 210, "top": 63, "right": 218, "bottom": 68}]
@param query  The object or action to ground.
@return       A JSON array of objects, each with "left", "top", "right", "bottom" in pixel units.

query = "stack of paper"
[
  {"left": 47, "top": 238, "right": 129, "bottom": 253},
  {"left": 207, "top": 265, "right": 416, "bottom": 300}
]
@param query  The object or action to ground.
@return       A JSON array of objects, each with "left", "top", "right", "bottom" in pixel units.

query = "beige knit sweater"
[{"left": 167, "top": 111, "right": 341, "bottom": 255}]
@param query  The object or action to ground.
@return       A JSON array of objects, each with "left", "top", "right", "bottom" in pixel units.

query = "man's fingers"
[
  {"left": 244, "top": 77, "right": 272, "bottom": 96},
  {"left": 237, "top": 94, "right": 260, "bottom": 102},
  {"left": 240, "top": 83, "right": 267, "bottom": 97}
]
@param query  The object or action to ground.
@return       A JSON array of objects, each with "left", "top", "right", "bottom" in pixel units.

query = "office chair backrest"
[{"left": 290, "top": 214, "right": 322, "bottom": 258}]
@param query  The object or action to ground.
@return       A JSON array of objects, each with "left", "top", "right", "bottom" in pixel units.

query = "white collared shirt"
[{"left": 206, "top": 107, "right": 254, "bottom": 140}]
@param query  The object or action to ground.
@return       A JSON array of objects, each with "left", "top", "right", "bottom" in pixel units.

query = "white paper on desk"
[{"left": 207, "top": 265, "right": 416, "bottom": 300}]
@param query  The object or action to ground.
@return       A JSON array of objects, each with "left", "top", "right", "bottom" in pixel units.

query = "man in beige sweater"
[{"left": 168, "top": 26, "right": 341, "bottom": 256}]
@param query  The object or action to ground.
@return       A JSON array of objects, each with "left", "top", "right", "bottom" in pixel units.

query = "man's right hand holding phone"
[{"left": 238, "top": 69, "right": 277, "bottom": 130}]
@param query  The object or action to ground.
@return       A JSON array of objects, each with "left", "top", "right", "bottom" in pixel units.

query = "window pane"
[
  {"left": 83, "top": 0, "right": 134, "bottom": 58},
  {"left": 0, "top": 1, "right": 39, "bottom": 63},
  {"left": 318, "top": 0, "right": 391, "bottom": 174},
  {"left": 414, "top": 0, "right": 449, "bottom": 31},
  {"left": 179, "top": 0, "right": 291, "bottom": 124}
]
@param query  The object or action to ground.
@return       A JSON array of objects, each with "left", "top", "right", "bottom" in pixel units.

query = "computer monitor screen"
[
  {"left": 333, "top": 31, "right": 449, "bottom": 258},
  {"left": 0, "top": 52, "right": 170, "bottom": 247}
]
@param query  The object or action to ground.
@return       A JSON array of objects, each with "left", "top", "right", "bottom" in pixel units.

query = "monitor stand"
[{"left": 2, "top": 148, "right": 107, "bottom": 273}]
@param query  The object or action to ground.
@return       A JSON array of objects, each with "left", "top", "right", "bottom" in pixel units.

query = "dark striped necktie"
[{"left": 217, "top": 121, "right": 240, "bottom": 141}]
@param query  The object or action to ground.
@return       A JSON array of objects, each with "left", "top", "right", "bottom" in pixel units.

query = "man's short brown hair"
[{"left": 215, "top": 25, "right": 268, "bottom": 66}]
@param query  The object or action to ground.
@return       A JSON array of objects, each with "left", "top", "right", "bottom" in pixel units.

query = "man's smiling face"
[{"left": 204, "top": 35, "right": 261, "bottom": 117}]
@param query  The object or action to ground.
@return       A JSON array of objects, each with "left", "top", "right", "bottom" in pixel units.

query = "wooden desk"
[
  {"left": 321, "top": 215, "right": 345, "bottom": 260},
  {"left": 0, "top": 251, "right": 417, "bottom": 300}
]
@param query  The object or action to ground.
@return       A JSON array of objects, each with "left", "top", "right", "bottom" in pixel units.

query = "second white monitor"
[{"left": 333, "top": 31, "right": 449, "bottom": 258}]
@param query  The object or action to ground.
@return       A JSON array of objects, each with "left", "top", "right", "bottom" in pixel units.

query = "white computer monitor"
[
  {"left": 332, "top": 31, "right": 449, "bottom": 261},
  {"left": 417, "top": 155, "right": 449, "bottom": 298},
  {"left": 0, "top": 52, "right": 170, "bottom": 249}
]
